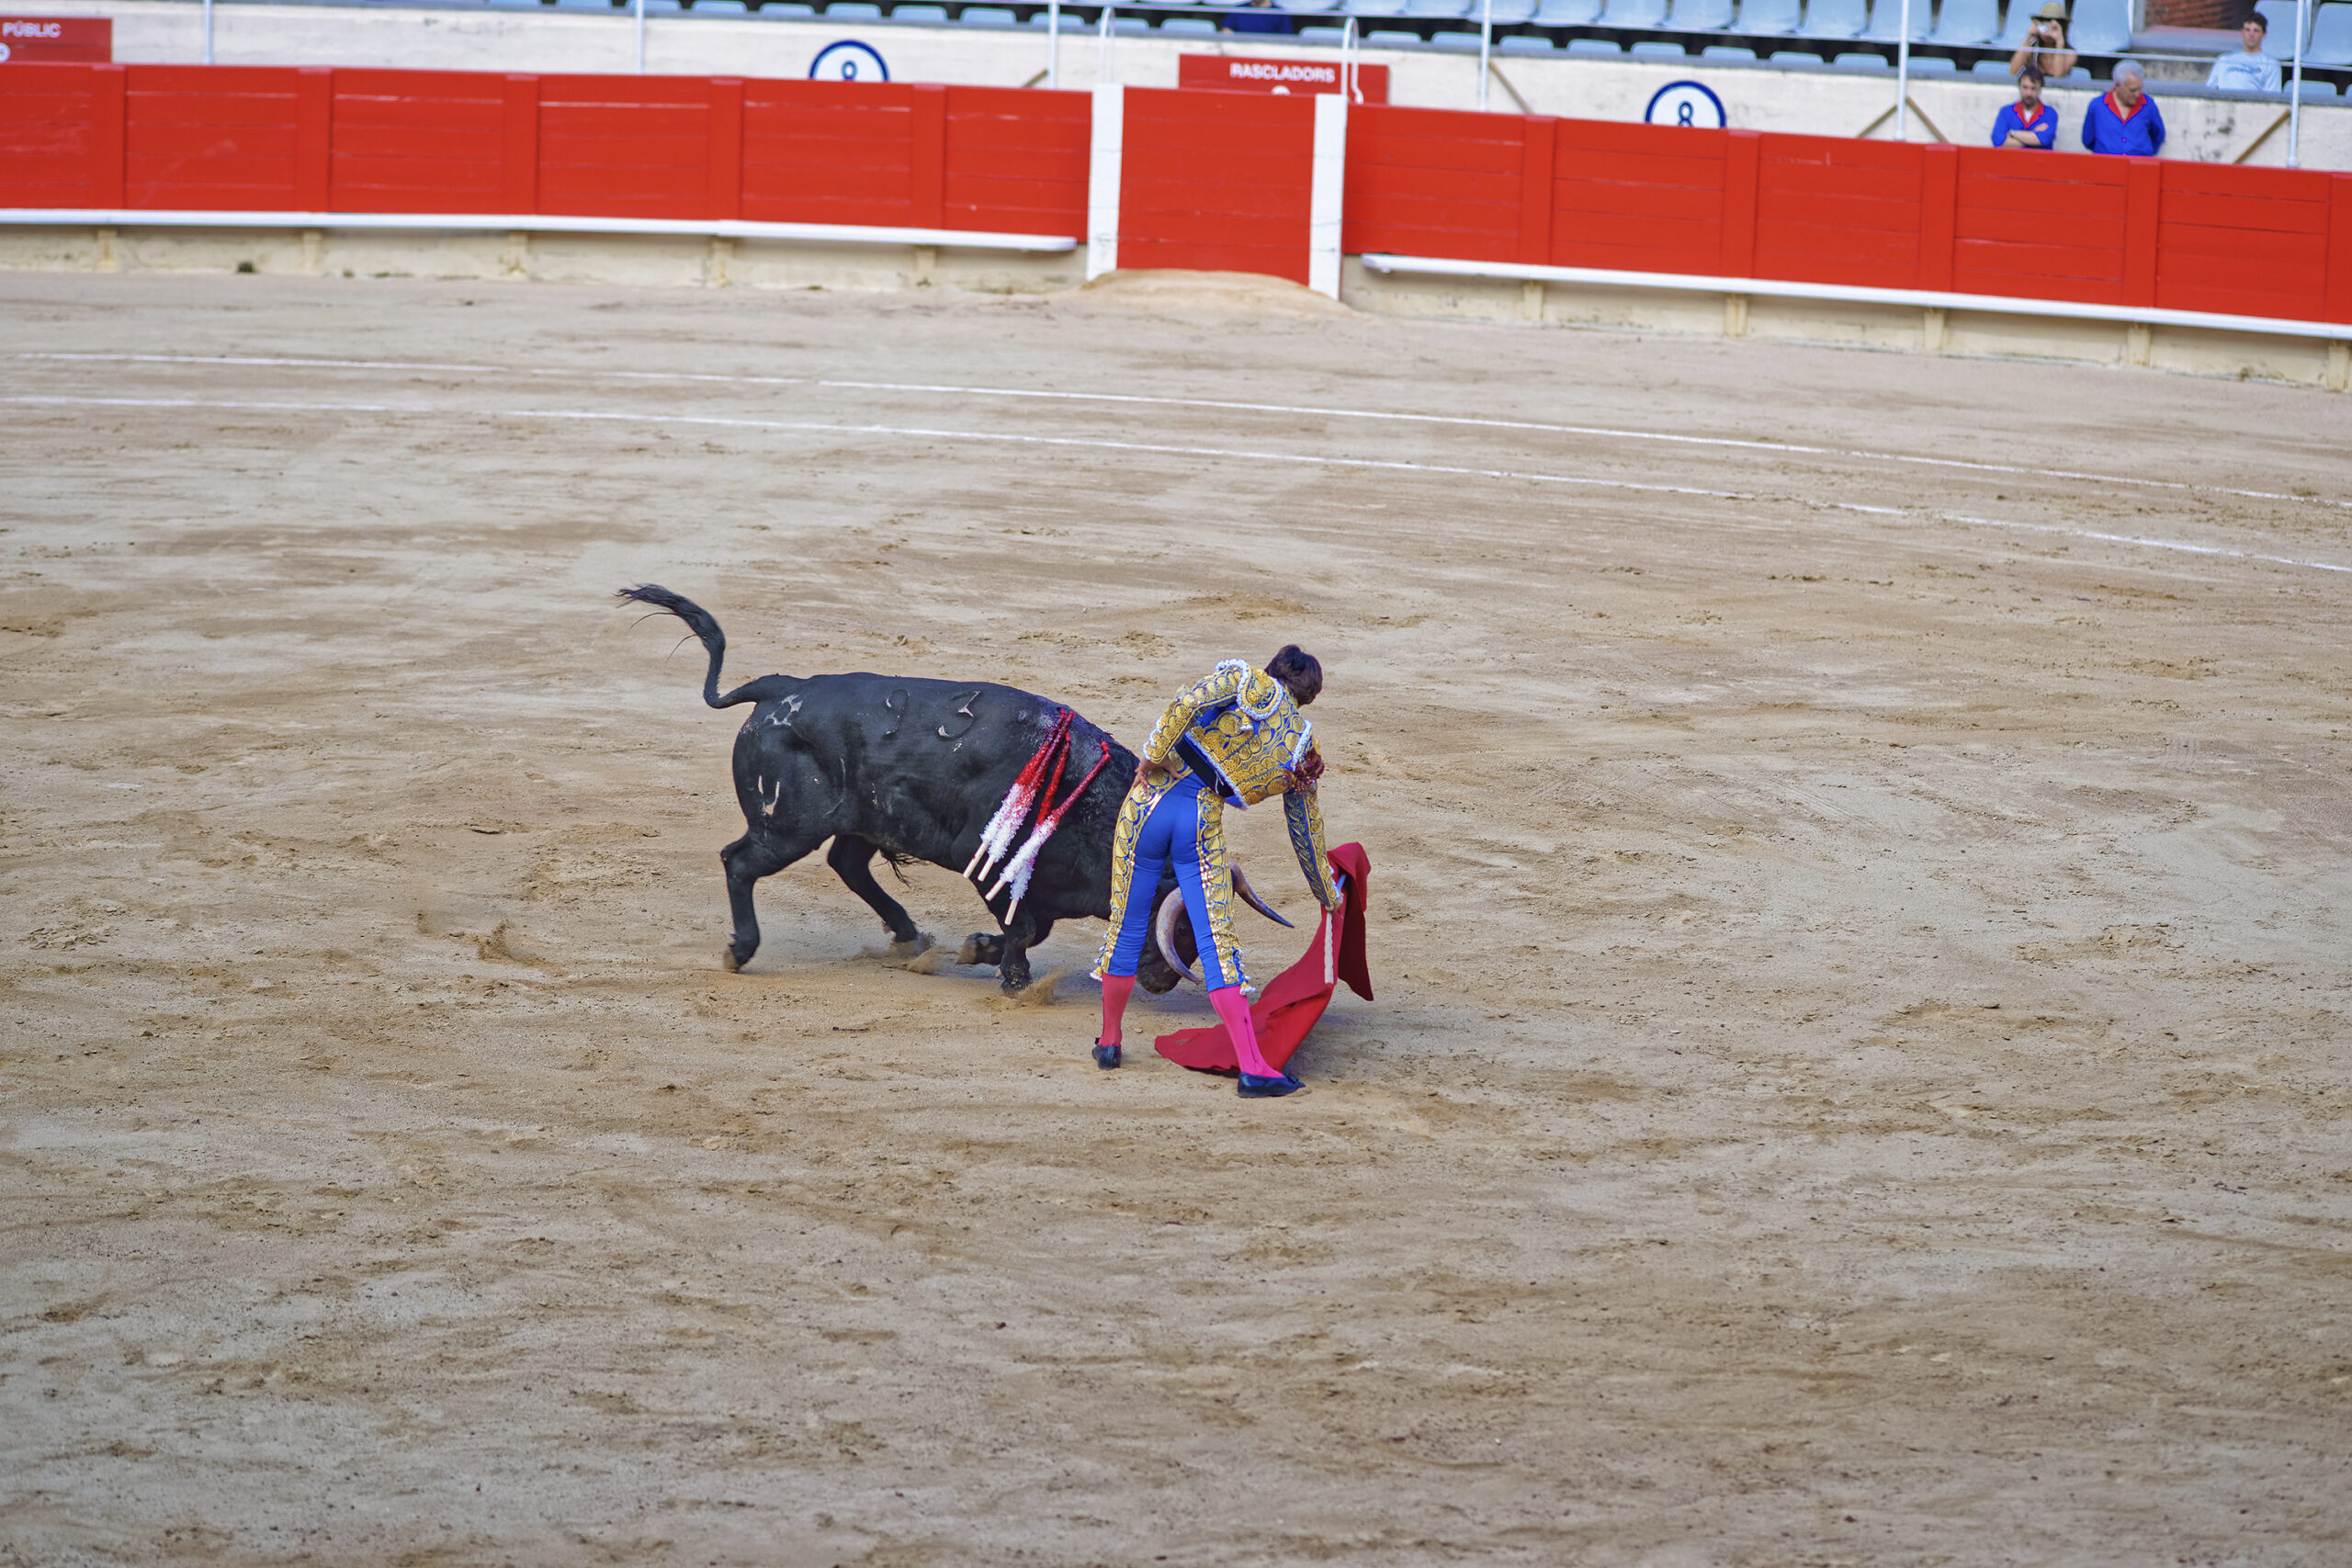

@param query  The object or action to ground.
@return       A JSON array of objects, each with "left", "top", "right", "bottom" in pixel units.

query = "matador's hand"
[{"left": 1287, "top": 746, "right": 1325, "bottom": 790}]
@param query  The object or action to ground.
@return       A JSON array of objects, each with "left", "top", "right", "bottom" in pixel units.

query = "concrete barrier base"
[{"left": 6, "top": 222, "right": 2341, "bottom": 392}]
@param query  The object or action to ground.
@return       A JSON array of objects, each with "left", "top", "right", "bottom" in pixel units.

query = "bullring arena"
[{"left": 4, "top": 262, "right": 2350, "bottom": 1565}]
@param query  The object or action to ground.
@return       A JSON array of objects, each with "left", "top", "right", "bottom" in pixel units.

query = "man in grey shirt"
[{"left": 2208, "top": 13, "right": 2283, "bottom": 93}]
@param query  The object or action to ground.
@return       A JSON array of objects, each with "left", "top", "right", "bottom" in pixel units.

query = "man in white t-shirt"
[{"left": 2208, "top": 13, "right": 2283, "bottom": 93}]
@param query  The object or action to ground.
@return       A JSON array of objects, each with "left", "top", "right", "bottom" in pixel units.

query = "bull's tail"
[{"left": 616, "top": 584, "right": 790, "bottom": 709}]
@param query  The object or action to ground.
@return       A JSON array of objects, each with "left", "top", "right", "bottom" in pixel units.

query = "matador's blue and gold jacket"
[{"left": 1093, "top": 660, "right": 1341, "bottom": 985}]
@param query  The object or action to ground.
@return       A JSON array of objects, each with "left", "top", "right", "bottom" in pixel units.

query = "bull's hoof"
[
  {"left": 1000, "top": 972, "right": 1032, "bottom": 996},
  {"left": 890, "top": 932, "right": 935, "bottom": 959},
  {"left": 961, "top": 933, "right": 1005, "bottom": 968},
  {"left": 722, "top": 947, "right": 741, "bottom": 973}
]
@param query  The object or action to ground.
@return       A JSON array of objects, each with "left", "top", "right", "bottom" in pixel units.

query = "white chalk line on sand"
[
  {"left": 7, "top": 393, "right": 2345, "bottom": 576},
  {"left": 18, "top": 351, "right": 2340, "bottom": 513}
]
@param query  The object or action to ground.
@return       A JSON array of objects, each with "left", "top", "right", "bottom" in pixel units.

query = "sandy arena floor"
[{"left": 3, "top": 270, "right": 2349, "bottom": 1567}]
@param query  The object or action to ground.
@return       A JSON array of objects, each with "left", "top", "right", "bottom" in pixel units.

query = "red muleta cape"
[{"left": 1154, "top": 842, "right": 1373, "bottom": 1074}]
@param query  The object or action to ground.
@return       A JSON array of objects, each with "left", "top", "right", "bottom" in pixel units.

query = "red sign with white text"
[
  {"left": 1178, "top": 53, "right": 1388, "bottom": 104},
  {"left": 0, "top": 17, "right": 111, "bottom": 62}
]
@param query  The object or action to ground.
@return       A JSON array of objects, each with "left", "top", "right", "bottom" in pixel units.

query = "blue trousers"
[{"left": 1103, "top": 774, "right": 1236, "bottom": 991}]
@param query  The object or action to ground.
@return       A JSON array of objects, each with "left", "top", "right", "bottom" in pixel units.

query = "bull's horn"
[
  {"left": 1154, "top": 887, "right": 1204, "bottom": 987},
  {"left": 1230, "top": 863, "right": 1294, "bottom": 929}
]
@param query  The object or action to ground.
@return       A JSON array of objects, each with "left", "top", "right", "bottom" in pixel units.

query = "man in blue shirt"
[
  {"left": 1992, "top": 66, "right": 2058, "bottom": 148},
  {"left": 2082, "top": 60, "right": 2165, "bottom": 155},
  {"left": 1224, "top": 0, "right": 1295, "bottom": 32},
  {"left": 2207, "top": 14, "right": 2283, "bottom": 94}
]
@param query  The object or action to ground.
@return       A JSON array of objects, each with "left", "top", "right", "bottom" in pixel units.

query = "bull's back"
[{"left": 730, "top": 673, "right": 1123, "bottom": 864}]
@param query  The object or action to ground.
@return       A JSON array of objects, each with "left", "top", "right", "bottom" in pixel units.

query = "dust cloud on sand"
[{"left": 3, "top": 273, "right": 2349, "bottom": 1566}]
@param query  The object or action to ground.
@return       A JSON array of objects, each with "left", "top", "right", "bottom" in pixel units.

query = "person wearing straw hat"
[{"left": 2010, "top": 1, "right": 2078, "bottom": 79}]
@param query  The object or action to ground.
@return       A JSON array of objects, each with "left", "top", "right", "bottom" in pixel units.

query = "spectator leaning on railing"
[
  {"left": 2207, "top": 12, "right": 2282, "bottom": 93},
  {"left": 2083, "top": 60, "right": 2166, "bottom": 155},
  {"left": 1993, "top": 66, "right": 2058, "bottom": 147}
]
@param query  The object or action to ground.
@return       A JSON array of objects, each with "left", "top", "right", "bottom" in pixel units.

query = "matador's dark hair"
[{"left": 1267, "top": 645, "right": 1322, "bottom": 707}]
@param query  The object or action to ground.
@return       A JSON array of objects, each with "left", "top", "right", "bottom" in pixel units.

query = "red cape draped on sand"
[{"left": 1154, "top": 842, "right": 1373, "bottom": 1074}]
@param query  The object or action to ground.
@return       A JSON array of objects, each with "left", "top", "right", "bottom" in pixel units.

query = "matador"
[{"left": 1091, "top": 647, "right": 1340, "bottom": 1099}]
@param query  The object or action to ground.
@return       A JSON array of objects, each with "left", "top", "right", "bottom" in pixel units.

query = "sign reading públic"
[
  {"left": 0, "top": 17, "right": 112, "bottom": 62},
  {"left": 1177, "top": 54, "right": 1389, "bottom": 104}
]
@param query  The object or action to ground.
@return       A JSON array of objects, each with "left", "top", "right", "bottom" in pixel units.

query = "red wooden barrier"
[
  {"left": 1121, "top": 86, "right": 1315, "bottom": 282},
  {"left": 3, "top": 63, "right": 2349, "bottom": 326}
]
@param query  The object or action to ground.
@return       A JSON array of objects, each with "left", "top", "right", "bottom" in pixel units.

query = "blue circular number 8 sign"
[
  {"left": 810, "top": 40, "right": 890, "bottom": 83},
  {"left": 1644, "top": 80, "right": 1727, "bottom": 130}
]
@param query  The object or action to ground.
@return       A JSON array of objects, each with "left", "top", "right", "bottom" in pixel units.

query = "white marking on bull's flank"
[
  {"left": 6, "top": 392, "right": 2342, "bottom": 575},
  {"left": 18, "top": 352, "right": 2332, "bottom": 512}
]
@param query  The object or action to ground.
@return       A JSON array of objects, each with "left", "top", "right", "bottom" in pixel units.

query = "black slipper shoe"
[
  {"left": 1237, "top": 1071, "right": 1303, "bottom": 1099},
  {"left": 1093, "top": 1040, "right": 1122, "bottom": 1070}
]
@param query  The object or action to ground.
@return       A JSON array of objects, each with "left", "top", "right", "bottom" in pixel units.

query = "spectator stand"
[{"left": 135, "top": 0, "right": 2352, "bottom": 106}]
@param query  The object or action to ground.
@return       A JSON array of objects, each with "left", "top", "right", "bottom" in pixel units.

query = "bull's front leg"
[{"left": 996, "top": 905, "right": 1041, "bottom": 994}]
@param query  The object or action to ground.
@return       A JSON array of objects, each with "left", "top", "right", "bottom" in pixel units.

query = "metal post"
[
  {"left": 1344, "top": 17, "right": 1359, "bottom": 102},
  {"left": 203, "top": 0, "right": 215, "bottom": 64},
  {"left": 1478, "top": 0, "right": 1493, "bottom": 112},
  {"left": 2289, "top": 0, "right": 2306, "bottom": 166},
  {"left": 1894, "top": 0, "right": 1911, "bottom": 141},
  {"left": 1099, "top": 2, "right": 1114, "bottom": 85},
  {"left": 1048, "top": 0, "right": 1062, "bottom": 90},
  {"left": 635, "top": 0, "right": 647, "bottom": 73}
]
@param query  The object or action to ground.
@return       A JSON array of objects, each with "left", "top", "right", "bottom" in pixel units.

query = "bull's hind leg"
[
  {"left": 825, "top": 836, "right": 927, "bottom": 953},
  {"left": 719, "top": 828, "right": 821, "bottom": 973}
]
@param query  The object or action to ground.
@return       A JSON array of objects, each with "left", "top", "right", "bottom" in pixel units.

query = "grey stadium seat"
[
  {"left": 1406, "top": 0, "right": 1474, "bottom": 15},
  {"left": 1566, "top": 34, "right": 1624, "bottom": 49},
  {"left": 1996, "top": 0, "right": 2034, "bottom": 45},
  {"left": 1299, "top": 23, "right": 1350, "bottom": 38},
  {"left": 1433, "top": 28, "right": 1485, "bottom": 44},
  {"left": 1535, "top": 0, "right": 1603, "bottom": 19},
  {"left": 1279, "top": 0, "right": 1342, "bottom": 11},
  {"left": 1365, "top": 27, "right": 1423, "bottom": 39},
  {"left": 959, "top": 6, "right": 1017, "bottom": 21},
  {"left": 1668, "top": 0, "right": 1736, "bottom": 27},
  {"left": 1347, "top": 0, "right": 1413, "bottom": 14},
  {"left": 1863, "top": 0, "right": 1930, "bottom": 41},
  {"left": 1799, "top": 0, "right": 1867, "bottom": 37},
  {"left": 1630, "top": 37, "right": 1688, "bottom": 51},
  {"left": 1598, "top": 0, "right": 1669, "bottom": 25},
  {"left": 2066, "top": 0, "right": 2131, "bottom": 51},
  {"left": 2256, "top": 0, "right": 2310, "bottom": 54},
  {"left": 1907, "top": 53, "right": 1957, "bottom": 69},
  {"left": 1927, "top": 0, "right": 1996, "bottom": 44},
  {"left": 1734, "top": 0, "right": 1800, "bottom": 33},
  {"left": 1703, "top": 41, "right": 1758, "bottom": 55},
  {"left": 1500, "top": 31, "right": 1560, "bottom": 47},
  {"left": 1160, "top": 15, "right": 1219, "bottom": 29},
  {"left": 893, "top": 3, "right": 947, "bottom": 19},
  {"left": 2309, "top": 3, "right": 2352, "bottom": 62},
  {"left": 1770, "top": 46, "right": 1823, "bottom": 60},
  {"left": 1835, "top": 48, "right": 1889, "bottom": 64},
  {"left": 1971, "top": 56, "right": 2011, "bottom": 74},
  {"left": 824, "top": 2, "right": 882, "bottom": 16}
]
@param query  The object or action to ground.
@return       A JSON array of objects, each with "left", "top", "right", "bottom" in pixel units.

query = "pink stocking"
[
  {"left": 1098, "top": 974, "right": 1136, "bottom": 1048},
  {"left": 1210, "top": 986, "right": 1282, "bottom": 1078}
]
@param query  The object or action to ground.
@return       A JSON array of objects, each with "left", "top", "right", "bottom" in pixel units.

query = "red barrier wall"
[
  {"left": 0, "top": 62, "right": 1088, "bottom": 238},
  {"left": 1120, "top": 86, "right": 1314, "bottom": 283},
  {"left": 1339, "top": 102, "right": 2351, "bottom": 323},
  {"left": 4, "top": 64, "right": 2348, "bottom": 325}
]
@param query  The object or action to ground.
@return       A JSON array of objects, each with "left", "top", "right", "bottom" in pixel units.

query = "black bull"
[{"left": 621, "top": 584, "right": 1224, "bottom": 994}]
